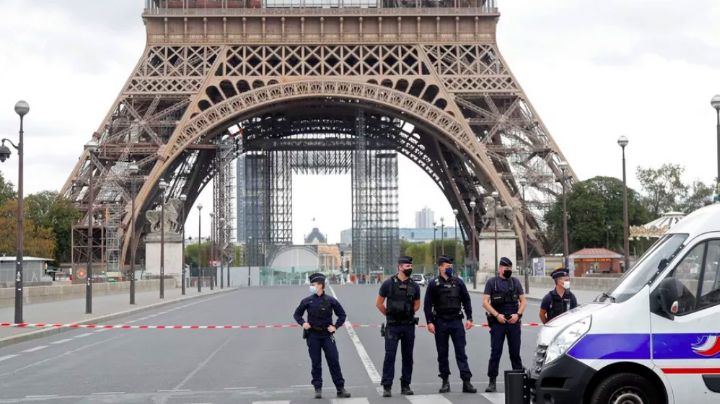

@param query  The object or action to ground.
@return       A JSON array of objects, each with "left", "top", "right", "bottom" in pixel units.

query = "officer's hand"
[
  {"left": 327, "top": 325, "right": 337, "bottom": 333},
  {"left": 302, "top": 322, "right": 311, "bottom": 330},
  {"left": 508, "top": 314, "right": 519, "bottom": 324},
  {"left": 464, "top": 320, "right": 473, "bottom": 330},
  {"left": 496, "top": 314, "right": 507, "bottom": 324},
  {"left": 427, "top": 323, "right": 435, "bottom": 334}
]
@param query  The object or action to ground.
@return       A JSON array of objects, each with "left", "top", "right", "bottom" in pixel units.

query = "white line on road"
[
  {"left": 289, "top": 384, "right": 312, "bottom": 388},
  {"left": 224, "top": 386, "right": 258, "bottom": 390},
  {"left": 22, "top": 345, "right": 48, "bottom": 353},
  {"left": 328, "top": 285, "right": 382, "bottom": 385},
  {"left": 91, "top": 392, "right": 125, "bottom": 395},
  {"left": 252, "top": 401, "right": 290, "bottom": 404},
  {"left": 330, "top": 398, "right": 369, "bottom": 404},
  {"left": 74, "top": 333, "right": 93, "bottom": 339},
  {"left": 405, "top": 394, "right": 454, "bottom": 404},
  {"left": 0, "top": 354, "right": 19, "bottom": 362},
  {"left": 50, "top": 339, "right": 73, "bottom": 345},
  {"left": 173, "top": 336, "right": 234, "bottom": 391},
  {"left": 481, "top": 392, "right": 506, "bottom": 404},
  {"left": 25, "top": 395, "right": 59, "bottom": 399}
]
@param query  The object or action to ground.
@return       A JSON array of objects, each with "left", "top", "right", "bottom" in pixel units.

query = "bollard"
[{"left": 504, "top": 369, "right": 530, "bottom": 404}]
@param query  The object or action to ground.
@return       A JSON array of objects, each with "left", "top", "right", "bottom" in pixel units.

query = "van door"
[{"left": 650, "top": 236, "right": 720, "bottom": 403}]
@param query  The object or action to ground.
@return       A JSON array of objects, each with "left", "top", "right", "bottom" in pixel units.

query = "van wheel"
[{"left": 590, "top": 373, "right": 661, "bottom": 404}]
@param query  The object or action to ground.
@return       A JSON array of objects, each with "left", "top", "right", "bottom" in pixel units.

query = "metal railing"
[{"left": 144, "top": 0, "right": 498, "bottom": 12}]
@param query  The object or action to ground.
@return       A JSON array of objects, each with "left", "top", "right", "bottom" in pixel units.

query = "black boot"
[
  {"left": 314, "top": 388, "right": 322, "bottom": 399},
  {"left": 401, "top": 384, "right": 414, "bottom": 395},
  {"left": 462, "top": 380, "right": 477, "bottom": 393},
  {"left": 485, "top": 378, "right": 497, "bottom": 393},
  {"left": 382, "top": 385, "right": 392, "bottom": 397},
  {"left": 336, "top": 387, "right": 351, "bottom": 398},
  {"left": 439, "top": 378, "right": 450, "bottom": 393}
]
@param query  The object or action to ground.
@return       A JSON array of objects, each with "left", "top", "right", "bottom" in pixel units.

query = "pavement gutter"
[{"left": 0, "top": 287, "right": 237, "bottom": 348}]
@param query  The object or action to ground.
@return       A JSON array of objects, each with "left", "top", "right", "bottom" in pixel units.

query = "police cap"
[
  {"left": 309, "top": 273, "right": 326, "bottom": 284},
  {"left": 398, "top": 256, "right": 413, "bottom": 265},
  {"left": 499, "top": 257, "right": 513, "bottom": 267},
  {"left": 551, "top": 268, "right": 569, "bottom": 280},
  {"left": 437, "top": 255, "right": 454, "bottom": 266}
]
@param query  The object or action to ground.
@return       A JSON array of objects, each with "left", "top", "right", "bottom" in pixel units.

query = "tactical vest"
[
  {"left": 308, "top": 296, "right": 331, "bottom": 323},
  {"left": 386, "top": 276, "right": 417, "bottom": 322},
  {"left": 490, "top": 277, "right": 520, "bottom": 312},
  {"left": 547, "top": 290, "right": 573, "bottom": 321},
  {"left": 433, "top": 277, "right": 462, "bottom": 319}
]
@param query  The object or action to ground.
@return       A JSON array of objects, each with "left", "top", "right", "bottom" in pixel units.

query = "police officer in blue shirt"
[
  {"left": 481, "top": 257, "right": 527, "bottom": 392},
  {"left": 539, "top": 268, "right": 578, "bottom": 324},
  {"left": 424, "top": 255, "right": 477, "bottom": 394},
  {"left": 376, "top": 256, "right": 421, "bottom": 397},
  {"left": 293, "top": 273, "right": 351, "bottom": 399}
]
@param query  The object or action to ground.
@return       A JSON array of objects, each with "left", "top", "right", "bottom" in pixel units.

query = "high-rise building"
[{"left": 415, "top": 207, "right": 435, "bottom": 229}]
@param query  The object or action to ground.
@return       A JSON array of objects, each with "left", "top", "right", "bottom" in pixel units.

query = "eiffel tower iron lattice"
[{"left": 62, "top": 0, "right": 575, "bottom": 276}]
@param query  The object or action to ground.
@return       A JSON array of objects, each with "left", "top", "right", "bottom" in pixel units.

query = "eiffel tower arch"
[{"left": 62, "top": 0, "right": 575, "bottom": 275}]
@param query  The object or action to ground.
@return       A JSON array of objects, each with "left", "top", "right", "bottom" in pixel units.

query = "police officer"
[
  {"left": 376, "top": 256, "right": 421, "bottom": 397},
  {"left": 293, "top": 273, "right": 351, "bottom": 399},
  {"left": 482, "top": 257, "right": 527, "bottom": 393},
  {"left": 539, "top": 268, "right": 578, "bottom": 324},
  {"left": 424, "top": 255, "right": 477, "bottom": 394}
]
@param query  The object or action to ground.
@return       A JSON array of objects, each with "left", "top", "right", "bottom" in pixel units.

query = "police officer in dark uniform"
[
  {"left": 424, "top": 255, "right": 477, "bottom": 394},
  {"left": 539, "top": 268, "right": 578, "bottom": 324},
  {"left": 293, "top": 273, "right": 351, "bottom": 399},
  {"left": 375, "top": 256, "right": 421, "bottom": 397},
  {"left": 482, "top": 257, "right": 527, "bottom": 392}
]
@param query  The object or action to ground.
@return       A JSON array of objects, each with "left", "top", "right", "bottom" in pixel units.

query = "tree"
[
  {"left": 0, "top": 172, "right": 15, "bottom": 205},
  {"left": 25, "top": 191, "right": 80, "bottom": 264},
  {"left": 636, "top": 164, "right": 688, "bottom": 217},
  {"left": 0, "top": 199, "right": 55, "bottom": 258},
  {"left": 544, "top": 176, "right": 650, "bottom": 253}
]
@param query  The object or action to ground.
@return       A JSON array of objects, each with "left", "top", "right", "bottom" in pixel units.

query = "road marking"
[
  {"left": 328, "top": 285, "right": 382, "bottom": 385},
  {"left": 0, "top": 354, "right": 19, "bottom": 362},
  {"left": 251, "top": 401, "right": 290, "bottom": 404},
  {"left": 25, "top": 395, "right": 59, "bottom": 399},
  {"left": 289, "top": 384, "right": 312, "bottom": 388},
  {"left": 22, "top": 345, "right": 48, "bottom": 353},
  {"left": 50, "top": 338, "right": 73, "bottom": 345},
  {"left": 173, "top": 336, "right": 234, "bottom": 390},
  {"left": 481, "top": 393, "right": 506, "bottom": 404},
  {"left": 75, "top": 333, "right": 93, "bottom": 338},
  {"left": 224, "top": 386, "right": 257, "bottom": 390},
  {"left": 406, "top": 394, "right": 453, "bottom": 404},
  {"left": 91, "top": 392, "right": 125, "bottom": 395},
  {"left": 330, "top": 398, "right": 368, "bottom": 404}
]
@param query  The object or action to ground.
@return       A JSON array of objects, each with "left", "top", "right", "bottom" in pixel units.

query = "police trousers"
[
  {"left": 487, "top": 322, "right": 523, "bottom": 379},
  {"left": 434, "top": 318, "right": 472, "bottom": 381},
  {"left": 306, "top": 332, "right": 345, "bottom": 389},
  {"left": 381, "top": 324, "right": 415, "bottom": 387}
]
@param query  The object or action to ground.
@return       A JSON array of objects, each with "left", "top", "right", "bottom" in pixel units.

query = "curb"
[{"left": 0, "top": 287, "right": 237, "bottom": 348}]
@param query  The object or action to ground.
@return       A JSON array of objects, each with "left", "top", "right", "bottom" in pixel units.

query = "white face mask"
[
  {"left": 563, "top": 281, "right": 571, "bottom": 289},
  {"left": 309, "top": 285, "right": 318, "bottom": 294}
]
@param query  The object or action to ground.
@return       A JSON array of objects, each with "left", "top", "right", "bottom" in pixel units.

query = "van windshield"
[{"left": 601, "top": 233, "right": 688, "bottom": 303}]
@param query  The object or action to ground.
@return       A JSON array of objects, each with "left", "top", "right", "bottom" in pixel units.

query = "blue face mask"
[
  {"left": 444, "top": 267, "right": 454, "bottom": 277},
  {"left": 309, "top": 285, "right": 318, "bottom": 295}
]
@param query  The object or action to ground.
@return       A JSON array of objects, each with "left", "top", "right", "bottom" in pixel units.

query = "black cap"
[
  {"left": 499, "top": 257, "right": 513, "bottom": 267},
  {"left": 309, "top": 273, "right": 326, "bottom": 283},
  {"left": 437, "top": 255, "right": 454, "bottom": 266},
  {"left": 551, "top": 268, "right": 569, "bottom": 280},
  {"left": 398, "top": 256, "right": 413, "bottom": 265}
]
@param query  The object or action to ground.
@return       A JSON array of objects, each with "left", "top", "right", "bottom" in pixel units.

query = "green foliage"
[
  {"left": 679, "top": 180, "right": 714, "bottom": 213},
  {"left": 0, "top": 172, "right": 16, "bottom": 205},
  {"left": 636, "top": 164, "right": 688, "bottom": 216},
  {"left": 544, "top": 176, "right": 650, "bottom": 253},
  {"left": 0, "top": 199, "right": 55, "bottom": 258},
  {"left": 184, "top": 242, "right": 211, "bottom": 268},
  {"left": 399, "top": 239, "right": 464, "bottom": 273},
  {"left": 25, "top": 191, "right": 80, "bottom": 263}
]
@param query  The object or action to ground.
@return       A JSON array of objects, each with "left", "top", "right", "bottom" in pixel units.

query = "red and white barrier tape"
[{"left": 0, "top": 322, "right": 542, "bottom": 330}]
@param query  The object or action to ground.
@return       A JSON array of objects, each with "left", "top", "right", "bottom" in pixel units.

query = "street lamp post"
[
  {"left": 469, "top": 199, "right": 477, "bottom": 289},
  {"left": 0, "top": 100, "right": 30, "bottom": 323},
  {"left": 219, "top": 217, "right": 225, "bottom": 289},
  {"left": 492, "top": 191, "right": 499, "bottom": 278},
  {"left": 440, "top": 217, "right": 445, "bottom": 255},
  {"left": 209, "top": 212, "right": 215, "bottom": 291},
  {"left": 179, "top": 194, "right": 187, "bottom": 295},
  {"left": 197, "top": 204, "right": 203, "bottom": 292},
  {"left": 85, "top": 142, "right": 97, "bottom": 314},
  {"left": 617, "top": 137, "right": 630, "bottom": 272},
  {"left": 128, "top": 164, "right": 140, "bottom": 304},
  {"left": 558, "top": 161, "right": 570, "bottom": 268},
  {"left": 519, "top": 179, "right": 529, "bottom": 294},
  {"left": 158, "top": 180, "right": 168, "bottom": 299},
  {"left": 452, "top": 209, "right": 458, "bottom": 262},
  {"left": 432, "top": 222, "right": 437, "bottom": 266},
  {"left": 711, "top": 95, "right": 720, "bottom": 198}
]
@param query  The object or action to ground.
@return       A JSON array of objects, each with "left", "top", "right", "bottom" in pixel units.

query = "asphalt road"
[{"left": 0, "top": 284, "right": 542, "bottom": 403}]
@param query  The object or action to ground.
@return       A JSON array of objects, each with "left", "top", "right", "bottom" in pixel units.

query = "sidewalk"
[{"left": 0, "top": 286, "right": 234, "bottom": 347}]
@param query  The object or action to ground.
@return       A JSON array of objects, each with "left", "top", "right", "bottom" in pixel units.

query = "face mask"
[
  {"left": 402, "top": 268, "right": 413, "bottom": 277},
  {"left": 502, "top": 269, "right": 512, "bottom": 279},
  {"left": 563, "top": 281, "right": 571, "bottom": 289},
  {"left": 444, "top": 267, "right": 454, "bottom": 278},
  {"left": 309, "top": 285, "right": 318, "bottom": 294}
]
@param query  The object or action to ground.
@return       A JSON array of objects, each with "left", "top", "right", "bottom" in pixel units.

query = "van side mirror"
[{"left": 652, "top": 277, "right": 681, "bottom": 319}]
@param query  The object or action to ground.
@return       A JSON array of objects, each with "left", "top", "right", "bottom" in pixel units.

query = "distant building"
[
  {"left": 415, "top": 207, "right": 435, "bottom": 229},
  {"left": 304, "top": 227, "right": 328, "bottom": 244},
  {"left": 0, "top": 256, "right": 53, "bottom": 287},
  {"left": 340, "top": 227, "right": 459, "bottom": 244}
]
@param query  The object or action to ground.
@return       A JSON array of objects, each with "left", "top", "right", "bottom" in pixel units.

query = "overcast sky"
[{"left": 0, "top": 0, "right": 718, "bottom": 244}]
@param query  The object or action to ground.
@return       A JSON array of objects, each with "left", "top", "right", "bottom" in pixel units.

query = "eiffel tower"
[{"left": 61, "top": 0, "right": 574, "bottom": 276}]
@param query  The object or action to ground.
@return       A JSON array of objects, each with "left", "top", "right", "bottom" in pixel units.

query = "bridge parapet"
[{"left": 145, "top": 0, "right": 498, "bottom": 12}]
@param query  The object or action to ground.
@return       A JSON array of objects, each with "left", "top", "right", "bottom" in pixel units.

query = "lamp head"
[
  {"left": 197, "top": 203, "right": 203, "bottom": 211},
  {"left": 617, "top": 136, "right": 629, "bottom": 148},
  {"left": 14, "top": 100, "right": 30, "bottom": 117},
  {"left": 558, "top": 161, "right": 569, "bottom": 172},
  {"left": 179, "top": 194, "right": 187, "bottom": 202},
  {"left": 519, "top": 178, "right": 527, "bottom": 187},
  {"left": 711, "top": 94, "right": 720, "bottom": 110},
  {"left": 452, "top": 209, "right": 458, "bottom": 215},
  {"left": 469, "top": 200, "right": 476, "bottom": 209},
  {"left": 158, "top": 179, "right": 168, "bottom": 190},
  {"left": 127, "top": 163, "right": 139, "bottom": 175},
  {"left": 491, "top": 191, "right": 499, "bottom": 200}
]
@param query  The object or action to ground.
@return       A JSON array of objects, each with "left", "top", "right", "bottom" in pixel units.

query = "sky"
[{"left": 0, "top": 0, "right": 718, "bottom": 244}]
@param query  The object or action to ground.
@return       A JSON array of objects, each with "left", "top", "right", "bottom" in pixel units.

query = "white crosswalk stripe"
[
  {"left": 330, "top": 398, "right": 370, "bottom": 404},
  {"left": 481, "top": 393, "right": 506, "bottom": 404},
  {"left": 405, "top": 394, "right": 454, "bottom": 404}
]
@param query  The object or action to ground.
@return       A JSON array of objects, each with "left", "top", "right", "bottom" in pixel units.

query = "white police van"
[{"left": 530, "top": 203, "right": 720, "bottom": 404}]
